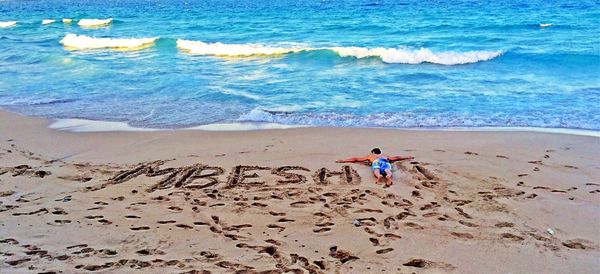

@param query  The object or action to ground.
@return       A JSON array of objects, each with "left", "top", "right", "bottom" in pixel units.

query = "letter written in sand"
[
  {"left": 312, "top": 166, "right": 361, "bottom": 185},
  {"left": 95, "top": 161, "right": 176, "bottom": 191},
  {"left": 184, "top": 165, "right": 225, "bottom": 189},
  {"left": 272, "top": 166, "right": 311, "bottom": 184},
  {"left": 149, "top": 164, "right": 225, "bottom": 192},
  {"left": 227, "top": 165, "right": 271, "bottom": 186}
]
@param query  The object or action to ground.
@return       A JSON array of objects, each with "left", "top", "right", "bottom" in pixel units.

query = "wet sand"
[{"left": 1, "top": 110, "right": 599, "bottom": 273}]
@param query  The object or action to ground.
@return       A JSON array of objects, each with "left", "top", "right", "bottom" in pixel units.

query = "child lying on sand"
[{"left": 336, "top": 148, "right": 414, "bottom": 186}]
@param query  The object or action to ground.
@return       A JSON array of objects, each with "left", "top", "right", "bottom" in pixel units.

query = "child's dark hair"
[{"left": 371, "top": 148, "right": 381, "bottom": 154}]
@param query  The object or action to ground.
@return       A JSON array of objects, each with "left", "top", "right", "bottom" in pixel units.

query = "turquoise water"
[{"left": 1, "top": 0, "right": 599, "bottom": 130}]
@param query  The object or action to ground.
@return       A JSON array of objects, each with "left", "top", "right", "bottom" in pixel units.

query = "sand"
[{"left": 0, "top": 110, "right": 599, "bottom": 273}]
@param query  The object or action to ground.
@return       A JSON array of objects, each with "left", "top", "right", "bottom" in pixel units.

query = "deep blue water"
[{"left": 1, "top": 0, "right": 599, "bottom": 130}]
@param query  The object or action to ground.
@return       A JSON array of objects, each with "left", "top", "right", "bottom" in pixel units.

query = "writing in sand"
[{"left": 91, "top": 161, "right": 362, "bottom": 192}]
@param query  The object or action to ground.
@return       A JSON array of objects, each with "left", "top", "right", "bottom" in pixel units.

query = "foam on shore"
[
  {"left": 0, "top": 21, "right": 17, "bottom": 28},
  {"left": 48, "top": 118, "right": 301, "bottom": 132},
  {"left": 60, "top": 34, "right": 159, "bottom": 50},
  {"left": 188, "top": 122, "right": 305, "bottom": 131},
  {"left": 46, "top": 117, "right": 600, "bottom": 137},
  {"left": 77, "top": 18, "right": 112, "bottom": 28},
  {"left": 49, "top": 119, "right": 159, "bottom": 132}
]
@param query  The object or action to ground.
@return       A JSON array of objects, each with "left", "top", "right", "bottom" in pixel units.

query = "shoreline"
[
  {"left": 4, "top": 109, "right": 600, "bottom": 137},
  {"left": 1, "top": 109, "right": 599, "bottom": 273}
]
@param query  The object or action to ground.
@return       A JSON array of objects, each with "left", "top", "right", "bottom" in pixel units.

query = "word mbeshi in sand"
[{"left": 93, "top": 161, "right": 361, "bottom": 192}]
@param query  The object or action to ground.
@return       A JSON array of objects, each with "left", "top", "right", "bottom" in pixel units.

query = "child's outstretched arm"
[
  {"left": 387, "top": 155, "right": 414, "bottom": 162},
  {"left": 336, "top": 156, "right": 370, "bottom": 163}
]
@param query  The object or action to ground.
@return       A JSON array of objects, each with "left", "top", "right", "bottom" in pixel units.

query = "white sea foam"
[
  {"left": 77, "top": 18, "right": 112, "bottom": 27},
  {"left": 176, "top": 39, "right": 501, "bottom": 65},
  {"left": 330, "top": 46, "right": 502, "bottom": 65},
  {"left": 62, "top": 18, "right": 73, "bottom": 24},
  {"left": 49, "top": 119, "right": 159, "bottom": 132},
  {"left": 0, "top": 21, "right": 16, "bottom": 28},
  {"left": 176, "top": 39, "right": 310, "bottom": 56},
  {"left": 60, "top": 34, "right": 159, "bottom": 50},
  {"left": 189, "top": 122, "right": 303, "bottom": 131},
  {"left": 48, "top": 118, "right": 299, "bottom": 132},
  {"left": 235, "top": 108, "right": 600, "bottom": 136},
  {"left": 42, "top": 19, "right": 56, "bottom": 25},
  {"left": 539, "top": 23, "right": 552, "bottom": 28}
]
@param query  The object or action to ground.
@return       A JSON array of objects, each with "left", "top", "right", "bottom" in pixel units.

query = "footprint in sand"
[
  {"left": 53, "top": 219, "right": 71, "bottom": 224},
  {"left": 458, "top": 220, "right": 478, "bottom": 227},
  {"left": 97, "top": 219, "right": 112, "bottom": 224},
  {"left": 277, "top": 218, "right": 295, "bottom": 223},
  {"left": 51, "top": 208, "right": 68, "bottom": 215},
  {"left": 404, "top": 222, "right": 424, "bottom": 230},
  {"left": 167, "top": 206, "right": 183, "bottom": 212},
  {"left": 384, "top": 233, "right": 402, "bottom": 240},
  {"left": 562, "top": 239, "right": 590, "bottom": 250},
  {"left": 369, "top": 237, "right": 380, "bottom": 246},
  {"left": 157, "top": 220, "right": 176, "bottom": 224},
  {"left": 329, "top": 246, "right": 359, "bottom": 263},
  {"left": 137, "top": 248, "right": 165, "bottom": 255},
  {"left": 451, "top": 232, "right": 474, "bottom": 239},
  {"left": 526, "top": 193, "right": 538, "bottom": 199},
  {"left": 223, "top": 224, "right": 253, "bottom": 232},
  {"left": 494, "top": 222, "right": 514, "bottom": 228},
  {"left": 5, "top": 258, "right": 31, "bottom": 266},
  {"left": 501, "top": 233, "right": 524, "bottom": 241},
  {"left": 403, "top": 258, "right": 431, "bottom": 268},
  {"left": 375, "top": 248, "right": 394, "bottom": 254},
  {"left": 0, "top": 238, "right": 19, "bottom": 245},
  {"left": 266, "top": 224, "right": 286, "bottom": 232}
]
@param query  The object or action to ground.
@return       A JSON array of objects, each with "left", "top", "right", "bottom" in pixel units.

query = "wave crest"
[
  {"left": 78, "top": 18, "right": 112, "bottom": 28},
  {"left": 176, "top": 39, "right": 310, "bottom": 56},
  {"left": 176, "top": 40, "right": 501, "bottom": 65},
  {"left": 331, "top": 47, "right": 502, "bottom": 65},
  {"left": 0, "top": 21, "right": 16, "bottom": 28},
  {"left": 60, "top": 34, "right": 159, "bottom": 50}
]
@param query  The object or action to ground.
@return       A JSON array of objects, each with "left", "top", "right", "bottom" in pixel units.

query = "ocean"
[{"left": 1, "top": 0, "right": 599, "bottom": 130}]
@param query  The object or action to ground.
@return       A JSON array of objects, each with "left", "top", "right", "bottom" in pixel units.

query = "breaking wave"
[
  {"left": 77, "top": 18, "right": 112, "bottom": 27},
  {"left": 176, "top": 39, "right": 309, "bottom": 56},
  {"left": 60, "top": 34, "right": 159, "bottom": 50},
  {"left": 177, "top": 40, "right": 502, "bottom": 65},
  {"left": 330, "top": 47, "right": 502, "bottom": 65},
  {"left": 0, "top": 21, "right": 17, "bottom": 28}
]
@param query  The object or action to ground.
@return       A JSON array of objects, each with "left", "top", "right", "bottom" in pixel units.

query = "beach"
[{"left": 1, "top": 110, "right": 599, "bottom": 273}]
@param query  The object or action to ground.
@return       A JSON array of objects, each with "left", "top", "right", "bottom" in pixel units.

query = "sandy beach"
[{"left": 0, "top": 110, "right": 599, "bottom": 273}]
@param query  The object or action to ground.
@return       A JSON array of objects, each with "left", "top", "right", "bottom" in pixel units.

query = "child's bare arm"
[
  {"left": 387, "top": 155, "right": 414, "bottom": 162},
  {"left": 336, "top": 156, "right": 370, "bottom": 163}
]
